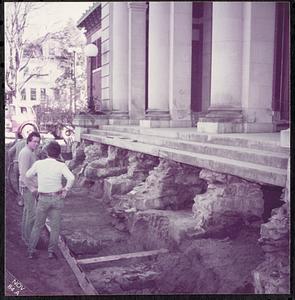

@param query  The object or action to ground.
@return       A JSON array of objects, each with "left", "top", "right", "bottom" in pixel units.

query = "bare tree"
[{"left": 5, "top": 2, "right": 48, "bottom": 104}]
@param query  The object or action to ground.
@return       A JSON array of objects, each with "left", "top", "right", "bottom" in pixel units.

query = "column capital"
[{"left": 128, "top": 2, "right": 147, "bottom": 10}]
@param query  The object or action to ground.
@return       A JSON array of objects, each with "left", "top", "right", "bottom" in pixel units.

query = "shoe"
[
  {"left": 28, "top": 252, "right": 37, "bottom": 259},
  {"left": 48, "top": 252, "right": 57, "bottom": 259},
  {"left": 17, "top": 200, "right": 24, "bottom": 207}
]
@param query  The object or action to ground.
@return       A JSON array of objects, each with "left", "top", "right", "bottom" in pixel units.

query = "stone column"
[
  {"left": 197, "top": 2, "right": 244, "bottom": 133},
  {"left": 169, "top": 2, "right": 193, "bottom": 127},
  {"left": 101, "top": 2, "right": 112, "bottom": 112},
  {"left": 242, "top": 2, "right": 276, "bottom": 132},
  {"left": 140, "top": 2, "right": 171, "bottom": 128},
  {"left": 109, "top": 2, "right": 129, "bottom": 125},
  {"left": 128, "top": 2, "right": 147, "bottom": 125}
]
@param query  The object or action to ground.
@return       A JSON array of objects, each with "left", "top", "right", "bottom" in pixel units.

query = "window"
[
  {"left": 40, "top": 88, "right": 46, "bottom": 101},
  {"left": 30, "top": 88, "right": 36, "bottom": 100},
  {"left": 21, "top": 89, "right": 26, "bottom": 100},
  {"left": 49, "top": 48, "right": 55, "bottom": 56},
  {"left": 91, "top": 38, "right": 101, "bottom": 70},
  {"left": 20, "top": 107, "right": 27, "bottom": 114}
]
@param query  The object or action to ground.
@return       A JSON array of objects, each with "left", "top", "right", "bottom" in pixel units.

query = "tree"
[
  {"left": 52, "top": 19, "right": 87, "bottom": 113},
  {"left": 5, "top": 2, "right": 48, "bottom": 104}
]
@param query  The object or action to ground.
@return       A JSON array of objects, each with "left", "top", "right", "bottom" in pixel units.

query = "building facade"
[{"left": 78, "top": 2, "right": 289, "bottom": 133}]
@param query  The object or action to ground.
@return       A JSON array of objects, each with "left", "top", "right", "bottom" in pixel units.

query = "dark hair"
[
  {"left": 46, "top": 141, "right": 61, "bottom": 159},
  {"left": 27, "top": 131, "right": 41, "bottom": 143}
]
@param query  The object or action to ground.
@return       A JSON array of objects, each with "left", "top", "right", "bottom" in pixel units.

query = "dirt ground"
[{"left": 5, "top": 187, "right": 84, "bottom": 296}]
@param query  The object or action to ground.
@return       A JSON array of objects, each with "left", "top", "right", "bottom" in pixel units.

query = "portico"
[{"left": 77, "top": 1, "right": 289, "bottom": 133}]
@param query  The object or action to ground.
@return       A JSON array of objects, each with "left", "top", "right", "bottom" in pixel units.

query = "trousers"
[
  {"left": 28, "top": 194, "right": 64, "bottom": 254},
  {"left": 20, "top": 187, "right": 36, "bottom": 244}
]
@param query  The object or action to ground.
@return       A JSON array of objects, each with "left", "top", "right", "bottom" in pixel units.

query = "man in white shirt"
[{"left": 26, "top": 140, "right": 75, "bottom": 259}]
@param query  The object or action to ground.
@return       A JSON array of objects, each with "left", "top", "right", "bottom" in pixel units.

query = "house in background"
[
  {"left": 77, "top": 2, "right": 289, "bottom": 133},
  {"left": 16, "top": 31, "right": 87, "bottom": 113}
]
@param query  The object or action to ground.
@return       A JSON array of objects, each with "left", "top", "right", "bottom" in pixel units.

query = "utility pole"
[{"left": 73, "top": 50, "right": 77, "bottom": 114}]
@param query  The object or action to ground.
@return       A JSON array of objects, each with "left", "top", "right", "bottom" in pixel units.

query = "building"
[
  {"left": 77, "top": 2, "right": 289, "bottom": 133},
  {"left": 73, "top": 2, "right": 290, "bottom": 294}
]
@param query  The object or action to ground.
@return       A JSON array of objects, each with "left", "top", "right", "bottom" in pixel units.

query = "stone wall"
[
  {"left": 253, "top": 159, "right": 290, "bottom": 293},
  {"left": 127, "top": 159, "right": 206, "bottom": 211},
  {"left": 68, "top": 141, "right": 289, "bottom": 294},
  {"left": 192, "top": 169, "right": 264, "bottom": 238}
]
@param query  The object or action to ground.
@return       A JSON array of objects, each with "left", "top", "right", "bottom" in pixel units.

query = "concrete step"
[
  {"left": 98, "top": 125, "right": 289, "bottom": 154},
  {"left": 82, "top": 132, "right": 287, "bottom": 187},
  {"left": 88, "top": 129, "right": 288, "bottom": 170}
]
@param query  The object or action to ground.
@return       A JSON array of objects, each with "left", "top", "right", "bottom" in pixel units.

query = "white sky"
[{"left": 23, "top": 2, "right": 94, "bottom": 40}]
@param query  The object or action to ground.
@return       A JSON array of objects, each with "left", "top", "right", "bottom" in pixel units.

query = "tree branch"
[{"left": 19, "top": 73, "right": 49, "bottom": 90}]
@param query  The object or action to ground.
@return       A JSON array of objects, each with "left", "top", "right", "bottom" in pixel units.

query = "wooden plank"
[
  {"left": 76, "top": 248, "right": 169, "bottom": 265},
  {"left": 45, "top": 222, "right": 98, "bottom": 295}
]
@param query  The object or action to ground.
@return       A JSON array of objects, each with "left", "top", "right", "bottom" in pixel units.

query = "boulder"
[{"left": 192, "top": 169, "right": 264, "bottom": 234}]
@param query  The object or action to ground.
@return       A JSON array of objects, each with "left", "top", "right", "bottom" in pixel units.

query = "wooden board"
[
  {"left": 76, "top": 248, "right": 169, "bottom": 265},
  {"left": 45, "top": 221, "right": 98, "bottom": 295}
]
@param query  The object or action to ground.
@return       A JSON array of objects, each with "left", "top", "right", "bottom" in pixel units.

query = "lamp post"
[
  {"left": 85, "top": 43, "right": 98, "bottom": 113},
  {"left": 72, "top": 50, "right": 76, "bottom": 114}
]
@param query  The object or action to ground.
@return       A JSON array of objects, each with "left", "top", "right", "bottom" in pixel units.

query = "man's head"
[
  {"left": 46, "top": 141, "right": 61, "bottom": 159},
  {"left": 27, "top": 132, "right": 41, "bottom": 151}
]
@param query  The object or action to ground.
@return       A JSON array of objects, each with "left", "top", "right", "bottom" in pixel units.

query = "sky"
[{"left": 23, "top": 2, "right": 94, "bottom": 40}]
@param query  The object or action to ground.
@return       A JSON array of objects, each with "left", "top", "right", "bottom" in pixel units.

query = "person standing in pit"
[
  {"left": 26, "top": 140, "right": 74, "bottom": 259},
  {"left": 18, "top": 131, "right": 41, "bottom": 245}
]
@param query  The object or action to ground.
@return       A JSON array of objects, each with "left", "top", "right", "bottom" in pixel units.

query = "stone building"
[
  {"left": 72, "top": 1, "right": 290, "bottom": 294},
  {"left": 77, "top": 1, "right": 289, "bottom": 133}
]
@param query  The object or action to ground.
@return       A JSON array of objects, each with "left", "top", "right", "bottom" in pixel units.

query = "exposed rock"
[
  {"left": 67, "top": 141, "right": 86, "bottom": 170},
  {"left": 84, "top": 143, "right": 107, "bottom": 163},
  {"left": 84, "top": 146, "right": 128, "bottom": 180},
  {"left": 104, "top": 153, "right": 159, "bottom": 225},
  {"left": 192, "top": 169, "right": 264, "bottom": 235},
  {"left": 97, "top": 166, "right": 127, "bottom": 179},
  {"left": 88, "top": 264, "right": 161, "bottom": 294},
  {"left": 253, "top": 256, "right": 290, "bottom": 293},
  {"left": 89, "top": 180, "right": 104, "bottom": 198},
  {"left": 126, "top": 159, "right": 205, "bottom": 211},
  {"left": 253, "top": 158, "right": 290, "bottom": 294}
]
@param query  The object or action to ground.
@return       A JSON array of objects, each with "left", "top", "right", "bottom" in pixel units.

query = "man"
[
  {"left": 18, "top": 131, "right": 41, "bottom": 245},
  {"left": 26, "top": 141, "right": 75, "bottom": 259}
]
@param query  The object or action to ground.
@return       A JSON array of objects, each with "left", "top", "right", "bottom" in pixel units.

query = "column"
[
  {"left": 169, "top": 2, "right": 192, "bottom": 127},
  {"left": 128, "top": 2, "right": 147, "bottom": 125},
  {"left": 101, "top": 2, "right": 112, "bottom": 112},
  {"left": 242, "top": 2, "right": 276, "bottom": 132},
  {"left": 197, "top": 2, "right": 244, "bottom": 133},
  {"left": 109, "top": 2, "right": 129, "bottom": 125},
  {"left": 140, "top": 2, "right": 170, "bottom": 128}
]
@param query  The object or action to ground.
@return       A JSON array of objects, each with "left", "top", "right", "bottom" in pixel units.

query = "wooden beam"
[
  {"left": 76, "top": 248, "right": 169, "bottom": 265},
  {"left": 45, "top": 221, "right": 98, "bottom": 295}
]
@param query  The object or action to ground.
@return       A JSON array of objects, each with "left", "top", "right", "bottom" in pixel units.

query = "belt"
[{"left": 39, "top": 191, "right": 62, "bottom": 196}]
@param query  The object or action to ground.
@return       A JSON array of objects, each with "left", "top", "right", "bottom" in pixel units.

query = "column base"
[
  {"left": 140, "top": 119, "right": 171, "bottom": 128},
  {"left": 196, "top": 108, "right": 243, "bottom": 133},
  {"left": 280, "top": 128, "right": 290, "bottom": 148},
  {"left": 243, "top": 122, "right": 274, "bottom": 133},
  {"left": 140, "top": 109, "right": 171, "bottom": 128},
  {"left": 109, "top": 111, "right": 129, "bottom": 125},
  {"left": 170, "top": 120, "right": 192, "bottom": 128},
  {"left": 73, "top": 113, "right": 109, "bottom": 128}
]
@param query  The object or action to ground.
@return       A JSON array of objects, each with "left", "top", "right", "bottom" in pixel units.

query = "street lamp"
[{"left": 85, "top": 43, "right": 98, "bottom": 113}]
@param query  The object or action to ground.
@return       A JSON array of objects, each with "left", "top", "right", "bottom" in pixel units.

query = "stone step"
[
  {"left": 98, "top": 125, "right": 289, "bottom": 154},
  {"left": 88, "top": 129, "right": 288, "bottom": 170},
  {"left": 82, "top": 132, "right": 287, "bottom": 187}
]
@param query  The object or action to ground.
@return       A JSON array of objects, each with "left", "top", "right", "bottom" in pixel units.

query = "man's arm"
[
  {"left": 26, "top": 161, "right": 38, "bottom": 178},
  {"left": 62, "top": 164, "right": 75, "bottom": 191}
]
